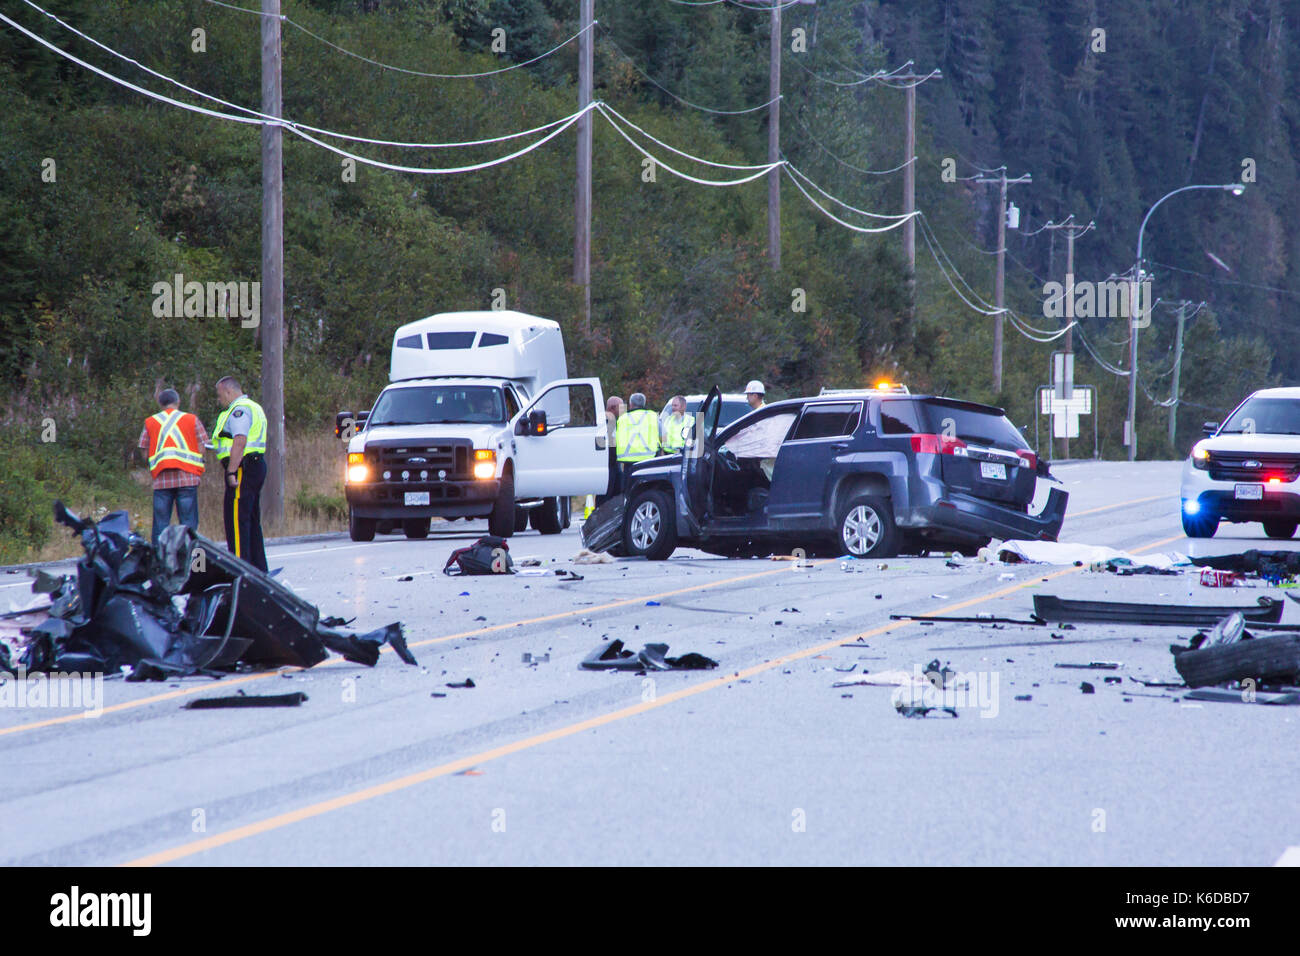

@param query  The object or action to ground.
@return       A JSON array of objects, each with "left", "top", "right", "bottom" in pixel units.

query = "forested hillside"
[{"left": 0, "top": 0, "right": 1291, "bottom": 558}]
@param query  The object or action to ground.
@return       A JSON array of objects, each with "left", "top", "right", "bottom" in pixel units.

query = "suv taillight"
[
  {"left": 910, "top": 434, "right": 968, "bottom": 456},
  {"left": 1015, "top": 449, "right": 1037, "bottom": 470}
]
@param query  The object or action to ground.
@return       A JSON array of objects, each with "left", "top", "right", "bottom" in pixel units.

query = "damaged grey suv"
[{"left": 585, "top": 387, "right": 1067, "bottom": 559}]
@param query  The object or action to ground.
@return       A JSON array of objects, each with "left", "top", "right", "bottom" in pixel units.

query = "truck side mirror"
[
  {"left": 528, "top": 410, "right": 547, "bottom": 436},
  {"left": 335, "top": 411, "right": 352, "bottom": 439},
  {"left": 356, "top": 410, "right": 370, "bottom": 428},
  {"left": 1202, "top": 421, "right": 1219, "bottom": 437}
]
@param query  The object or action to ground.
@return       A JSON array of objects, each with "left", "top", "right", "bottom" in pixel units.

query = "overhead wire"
[{"left": 199, "top": 0, "right": 593, "bottom": 79}]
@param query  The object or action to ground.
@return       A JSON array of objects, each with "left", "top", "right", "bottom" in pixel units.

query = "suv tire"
[
  {"left": 623, "top": 488, "right": 677, "bottom": 560},
  {"left": 836, "top": 494, "right": 898, "bottom": 558},
  {"left": 1181, "top": 510, "right": 1219, "bottom": 538},
  {"left": 514, "top": 508, "right": 530, "bottom": 533},
  {"left": 403, "top": 518, "right": 430, "bottom": 539},
  {"left": 1264, "top": 519, "right": 1298, "bottom": 540},
  {"left": 532, "top": 497, "right": 564, "bottom": 535},
  {"left": 488, "top": 470, "right": 516, "bottom": 538},
  {"left": 349, "top": 509, "right": 376, "bottom": 542}
]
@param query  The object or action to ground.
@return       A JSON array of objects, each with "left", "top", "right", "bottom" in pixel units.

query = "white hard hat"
[{"left": 745, "top": 380, "right": 765, "bottom": 395}]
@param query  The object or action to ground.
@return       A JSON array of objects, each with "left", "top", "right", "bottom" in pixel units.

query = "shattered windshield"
[
  {"left": 1219, "top": 397, "right": 1300, "bottom": 435},
  {"left": 369, "top": 385, "right": 506, "bottom": 426}
]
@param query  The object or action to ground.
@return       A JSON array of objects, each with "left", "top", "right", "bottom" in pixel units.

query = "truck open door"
[
  {"left": 677, "top": 386, "right": 720, "bottom": 537},
  {"left": 511, "top": 378, "right": 608, "bottom": 498}
]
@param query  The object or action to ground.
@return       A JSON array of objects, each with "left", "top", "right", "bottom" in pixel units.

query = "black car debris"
[{"left": 584, "top": 386, "right": 1067, "bottom": 559}]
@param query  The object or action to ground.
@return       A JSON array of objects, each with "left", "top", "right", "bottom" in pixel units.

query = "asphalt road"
[{"left": 2, "top": 460, "right": 1298, "bottom": 866}]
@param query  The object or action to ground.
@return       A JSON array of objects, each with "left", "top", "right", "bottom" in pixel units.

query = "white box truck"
[{"left": 339, "top": 311, "right": 608, "bottom": 541}]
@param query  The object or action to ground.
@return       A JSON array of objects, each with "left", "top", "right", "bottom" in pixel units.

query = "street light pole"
[{"left": 1126, "top": 183, "right": 1244, "bottom": 461}]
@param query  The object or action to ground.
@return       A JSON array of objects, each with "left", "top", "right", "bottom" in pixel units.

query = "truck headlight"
[
  {"left": 347, "top": 464, "right": 368, "bottom": 483},
  {"left": 473, "top": 449, "right": 496, "bottom": 480}
]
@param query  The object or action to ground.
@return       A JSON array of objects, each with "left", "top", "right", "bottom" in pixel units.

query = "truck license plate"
[
  {"left": 980, "top": 462, "right": 1007, "bottom": 480},
  {"left": 1234, "top": 483, "right": 1263, "bottom": 500},
  {"left": 404, "top": 492, "right": 430, "bottom": 506}
]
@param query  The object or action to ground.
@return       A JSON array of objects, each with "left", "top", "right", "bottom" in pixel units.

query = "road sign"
[{"left": 1040, "top": 385, "right": 1093, "bottom": 439}]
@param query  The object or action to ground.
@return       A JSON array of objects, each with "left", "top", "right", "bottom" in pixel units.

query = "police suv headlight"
[{"left": 1191, "top": 442, "right": 1210, "bottom": 470}]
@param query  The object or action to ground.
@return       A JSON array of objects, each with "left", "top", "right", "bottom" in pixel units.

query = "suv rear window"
[
  {"left": 1219, "top": 397, "right": 1300, "bottom": 435},
  {"left": 918, "top": 399, "right": 1028, "bottom": 450},
  {"left": 879, "top": 400, "right": 922, "bottom": 434},
  {"left": 792, "top": 402, "right": 861, "bottom": 440}
]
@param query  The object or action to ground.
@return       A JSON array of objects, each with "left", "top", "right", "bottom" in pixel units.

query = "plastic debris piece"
[{"left": 186, "top": 691, "right": 308, "bottom": 709}]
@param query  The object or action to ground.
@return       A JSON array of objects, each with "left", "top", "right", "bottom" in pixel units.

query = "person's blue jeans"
[{"left": 152, "top": 486, "right": 199, "bottom": 549}]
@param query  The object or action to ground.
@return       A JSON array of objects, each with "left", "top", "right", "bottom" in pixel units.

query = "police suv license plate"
[
  {"left": 404, "top": 492, "right": 430, "bottom": 506},
  {"left": 1234, "top": 483, "right": 1264, "bottom": 500},
  {"left": 980, "top": 462, "right": 1007, "bottom": 480}
]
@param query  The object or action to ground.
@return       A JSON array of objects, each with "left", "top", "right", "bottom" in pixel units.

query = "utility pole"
[
  {"left": 1041, "top": 215, "right": 1094, "bottom": 459},
  {"left": 260, "top": 0, "right": 284, "bottom": 527},
  {"left": 902, "top": 82, "right": 915, "bottom": 283},
  {"left": 974, "top": 169, "right": 1031, "bottom": 394},
  {"left": 1167, "top": 300, "right": 1200, "bottom": 450},
  {"left": 574, "top": 0, "right": 594, "bottom": 329},
  {"left": 767, "top": 0, "right": 781, "bottom": 271}
]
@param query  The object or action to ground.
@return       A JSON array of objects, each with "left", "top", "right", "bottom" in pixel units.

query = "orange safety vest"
[{"left": 144, "top": 409, "right": 205, "bottom": 477}]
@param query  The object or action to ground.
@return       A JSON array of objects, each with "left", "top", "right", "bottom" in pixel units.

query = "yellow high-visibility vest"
[
  {"left": 661, "top": 412, "right": 688, "bottom": 453},
  {"left": 213, "top": 396, "right": 268, "bottom": 461},
  {"left": 615, "top": 408, "right": 661, "bottom": 462}
]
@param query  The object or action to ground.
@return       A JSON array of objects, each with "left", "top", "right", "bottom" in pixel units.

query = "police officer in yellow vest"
[
  {"left": 660, "top": 394, "right": 689, "bottom": 454},
  {"left": 615, "top": 392, "right": 660, "bottom": 483},
  {"left": 213, "top": 375, "right": 269, "bottom": 572}
]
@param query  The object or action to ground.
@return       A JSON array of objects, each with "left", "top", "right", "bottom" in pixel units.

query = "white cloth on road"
[{"left": 997, "top": 540, "right": 1189, "bottom": 569}]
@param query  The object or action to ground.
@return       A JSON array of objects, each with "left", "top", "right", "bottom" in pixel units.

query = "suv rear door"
[
  {"left": 768, "top": 401, "right": 861, "bottom": 523},
  {"left": 511, "top": 378, "right": 607, "bottom": 497}
]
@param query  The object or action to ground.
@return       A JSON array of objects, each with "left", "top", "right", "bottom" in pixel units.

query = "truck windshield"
[
  {"left": 1219, "top": 397, "right": 1300, "bottom": 435},
  {"left": 369, "top": 385, "right": 506, "bottom": 426}
]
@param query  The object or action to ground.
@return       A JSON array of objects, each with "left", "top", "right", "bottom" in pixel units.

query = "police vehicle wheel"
[
  {"left": 1263, "top": 519, "right": 1297, "bottom": 540},
  {"left": 349, "top": 509, "right": 376, "bottom": 542},
  {"left": 514, "top": 508, "right": 530, "bottom": 533},
  {"left": 837, "top": 495, "right": 897, "bottom": 558},
  {"left": 532, "top": 497, "right": 564, "bottom": 535},
  {"left": 488, "top": 470, "right": 516, "bottom": 538},
  {"left": 624, "top": 489, "right": 676, "bottom": 560},
  {"left": 1181, "top": 510, "right": 1219, "bottom": 538},
  {"left": 403, "top": 518, "right": 430, "bottom": 539}
]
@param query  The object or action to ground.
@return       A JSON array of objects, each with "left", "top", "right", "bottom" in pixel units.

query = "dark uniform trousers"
[{"left": 222, "top": 454, "right": 268, "bottom": 572}]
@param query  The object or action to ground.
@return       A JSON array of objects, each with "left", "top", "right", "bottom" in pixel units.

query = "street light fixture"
[{"left": 1125, "top": 183, "right": 1246, "bottom": 461}]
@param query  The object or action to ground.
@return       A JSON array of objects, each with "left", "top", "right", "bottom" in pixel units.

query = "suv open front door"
[
  {"left": 512, "top": 377, "right": 608, "bottom": 497},
  {"left": 677, "top": 386, "right": 721, "bottom": 536}
]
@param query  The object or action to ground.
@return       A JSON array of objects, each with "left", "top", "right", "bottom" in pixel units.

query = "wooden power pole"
[
  {"left": 260, "top": 0, "right": 285, "bottom": 527},
  {"left": 974, "top": 168, "right": 1031, "bottom": 394},
  {"left": 902, "top": 83, "right": 915, "bottom": 284},
  {"left": 574, "top": 0, "right": 594, "bottom": 329},
  {"left": 767, "top": 0, "right": 781, "bottom": 271}
]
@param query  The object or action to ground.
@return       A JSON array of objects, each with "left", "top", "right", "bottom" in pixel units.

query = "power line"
[
  {"left": 0, "top": 10, "right": 594, "bottom": 174},
  {"left": 197, "top": 0, "right": 592, "bottom": 79},
  {"left": 600, "top": 28, "right": 777, "bottom": 115},
  {"left": 787, "top": 111, "right": 915, "bottom": 175},
  {"left": 597, "top": 104, "right": 778, "bottom": 186},
  {"left": 1148, "top": 259, "right": 1300, "bottom": 299},
  {"left": 781, "top": 159, "right": 913, "bottom": 219},
  {"left": 598, "top": 103, "right": 775, "bottom": 170},
  {"left": 15, "top": 1, "right": 589, "bottom": 150}
]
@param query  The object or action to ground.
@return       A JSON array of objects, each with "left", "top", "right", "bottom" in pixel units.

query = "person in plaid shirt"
[{"left": 138, "top": 388, "right": 209, "bottom": 548}]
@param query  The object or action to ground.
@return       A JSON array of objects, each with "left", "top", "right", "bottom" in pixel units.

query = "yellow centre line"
[
  {"left": 121, "top": 531, "right": 1187, "bottom": 867},
  {"left": 0, "top": 561, "right": 823, "bottom": 739},
  {"left": 1067, "top": 493, "right": 1169, "bottom": 519}
]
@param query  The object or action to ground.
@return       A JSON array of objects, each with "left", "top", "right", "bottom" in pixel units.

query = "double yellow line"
[{"left": 121, "top": 530, "right": 1186, "bottom": 866}]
